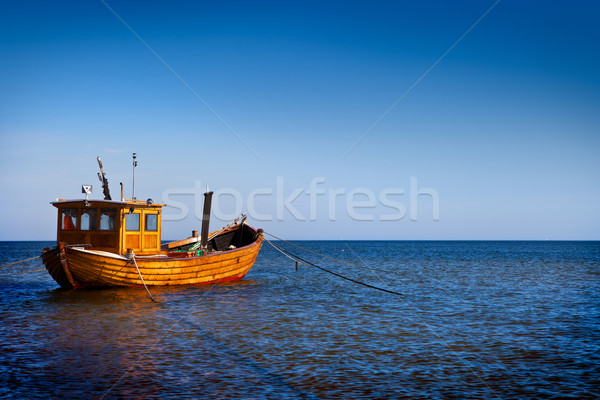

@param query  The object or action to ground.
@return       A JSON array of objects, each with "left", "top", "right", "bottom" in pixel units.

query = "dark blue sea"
[{"left": 0, "top": 240, "right": 598, "bottom": 399}]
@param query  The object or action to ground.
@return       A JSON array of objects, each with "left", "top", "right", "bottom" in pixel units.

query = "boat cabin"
[{"left": 53, "top": 199, "right": 165, "bottom": 256}]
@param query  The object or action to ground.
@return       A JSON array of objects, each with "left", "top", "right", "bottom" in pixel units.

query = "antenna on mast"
[{"left": 132, "top": 153, "right": 137, "bottom": 200}]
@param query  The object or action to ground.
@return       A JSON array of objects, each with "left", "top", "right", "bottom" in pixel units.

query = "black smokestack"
[{"left": 200, "top": 191, "right": 213, "bottom": 251}]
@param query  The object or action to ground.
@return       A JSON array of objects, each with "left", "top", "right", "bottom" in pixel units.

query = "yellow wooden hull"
[{"left": 42, "top": 227, "right": 263, "bottom": 289}]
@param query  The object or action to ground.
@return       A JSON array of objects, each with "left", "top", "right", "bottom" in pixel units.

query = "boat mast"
[{"left": 132, "top": 152, "right": 137, "bottom": 200}]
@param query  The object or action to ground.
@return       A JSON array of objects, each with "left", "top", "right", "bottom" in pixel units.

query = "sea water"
[{"left": 0, "top": 240, "right": 598, "bottom": 399}]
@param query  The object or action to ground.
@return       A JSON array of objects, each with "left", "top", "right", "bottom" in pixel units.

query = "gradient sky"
[{"left": 1, "top": 1, "right": 599, "bottom": 240}]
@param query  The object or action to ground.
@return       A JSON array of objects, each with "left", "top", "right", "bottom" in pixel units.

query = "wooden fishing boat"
[{"left": 41, "top": 157, "right": 263, "bottom": 289}]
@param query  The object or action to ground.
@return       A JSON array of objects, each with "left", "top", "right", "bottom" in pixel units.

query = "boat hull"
[{"left": 42, "top": 230, "right": 263, "bottom": 289}]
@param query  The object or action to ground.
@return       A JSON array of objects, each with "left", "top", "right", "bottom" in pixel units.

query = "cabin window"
[
  {"left": 61, "top": 208, "right": 78, "bottom": 231},
  {"left": 126, "top": 213, "right": 140, "bottom": 231},
  {"left": 145, "top": 214, "right": 158, "bottom": 232},
  {"left": 100, "top": 209, "right": 116, "bottom": 231},
  {"left": 81, "top": 209, "right": 97, "bottom": 231}
]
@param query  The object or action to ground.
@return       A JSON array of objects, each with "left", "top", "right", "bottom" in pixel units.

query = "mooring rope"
[
  {"left": 264, "top": 237, "right": 405, "bottom": 297},
  {"left": 264, "top": 231, "right": 400, "bottom": 279},
  {"left": 129, "top": 254, "right": 157, "bottom": 302},
  {"left": 0, "top": 268, "right": 46, "bottom": 277},
  {"left": 0, "top": 255, "right": 41, "bottom": 269},
  {"left": 264, "top": 232, "right": 366, "bottom": 268}
]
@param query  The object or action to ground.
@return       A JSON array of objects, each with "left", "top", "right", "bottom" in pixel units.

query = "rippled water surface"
[{"left": 1, "top": 240, "right": 598, "bottom": 399}]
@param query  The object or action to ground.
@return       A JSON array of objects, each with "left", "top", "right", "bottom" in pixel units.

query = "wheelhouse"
[{"left": 53, "top": 199, "right": 165, "bottom": 256}]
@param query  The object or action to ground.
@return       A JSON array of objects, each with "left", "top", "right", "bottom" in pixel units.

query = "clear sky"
[{"left": 1, "top": 1, "right": 599, "bottom": 240}]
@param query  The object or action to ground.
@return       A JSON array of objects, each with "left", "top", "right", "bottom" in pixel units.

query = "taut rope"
[
  {"left": 263, "top": 237, "right": 405, "bottom": 298},
  {"left": 0, "top": 255, "right": 41, "bottom": 269}
]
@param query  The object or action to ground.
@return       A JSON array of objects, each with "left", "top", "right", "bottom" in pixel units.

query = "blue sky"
[{"left": 1, "top": 1, "right": 599, "bottom": 240}]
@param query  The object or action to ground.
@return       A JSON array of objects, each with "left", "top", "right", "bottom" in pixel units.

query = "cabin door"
[
  {"left": 124, "top": 211, "right": 142, "bottom": 253},
  {"left": 142, "top": 211, "right": 160, "bottom": 253}
]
